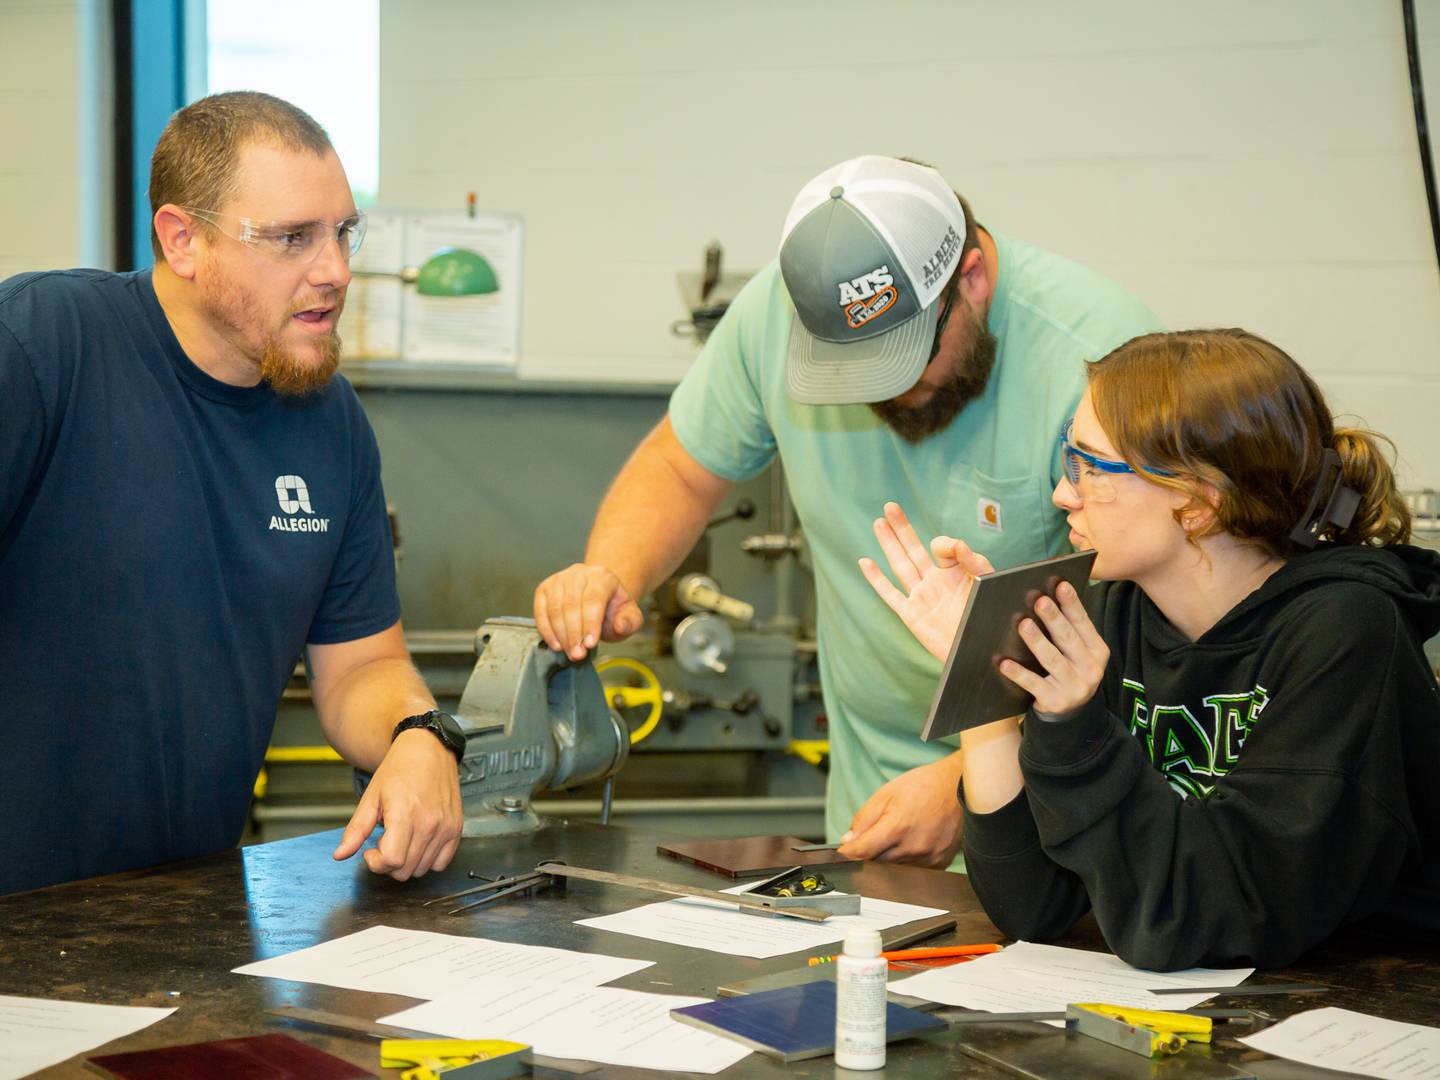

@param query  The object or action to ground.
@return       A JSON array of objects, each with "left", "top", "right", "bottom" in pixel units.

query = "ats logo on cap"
[
  {"left": 978, "top": 497, "right": 1002, "bottom": 531},
  {"left": 837, "top": 265, "right": 898, "bottom": 329}
]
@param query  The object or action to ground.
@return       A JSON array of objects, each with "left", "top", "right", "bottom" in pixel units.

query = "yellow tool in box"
[
  {"left": 1066, "top": 1002, "right": 1214, "bottom": 1057},
  {"left": 379, "top": 1038, "right": 531, "bottom": 1080}
]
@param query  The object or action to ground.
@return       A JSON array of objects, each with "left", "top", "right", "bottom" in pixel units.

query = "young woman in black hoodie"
[{"left": 862, "top": 328, "right": 1440, "bottom": 971}]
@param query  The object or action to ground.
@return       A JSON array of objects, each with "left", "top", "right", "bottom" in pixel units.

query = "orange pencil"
[
  {"left": 808, "top": 943, "right": 1001, "bottom": 966},
  {"left": 885, "top": 944, "right": 1002, "bottom": 960}
]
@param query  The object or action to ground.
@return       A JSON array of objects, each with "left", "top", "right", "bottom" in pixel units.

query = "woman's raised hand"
[{"left": 858, "top": 502, "right": 995, "bottom": 663}]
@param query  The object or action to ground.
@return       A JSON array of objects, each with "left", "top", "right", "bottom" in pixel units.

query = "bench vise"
[{"left": 452, "top": 617, "right": 629, "bottom": 836}]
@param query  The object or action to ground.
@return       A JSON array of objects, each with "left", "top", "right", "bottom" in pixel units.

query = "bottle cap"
[{"left": 843, "top": 926, "right": 883, "bottom": 957}]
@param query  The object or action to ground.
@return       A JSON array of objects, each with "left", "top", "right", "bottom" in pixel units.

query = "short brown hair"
[
  {"left": 1088, "top": 328, "right": 1411, "bottom": 555},
  {"left": 148, "top": 91, "right": 333, "bottom": 255}
]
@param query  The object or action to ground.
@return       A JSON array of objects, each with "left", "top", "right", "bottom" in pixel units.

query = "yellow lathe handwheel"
[{"left": 595, "top": 656, "right": 664, "bottom": 745}]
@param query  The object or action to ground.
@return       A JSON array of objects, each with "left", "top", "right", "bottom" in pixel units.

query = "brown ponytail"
[{"left": 1331, "top": 428, "right": 1412, "bottom": 546}]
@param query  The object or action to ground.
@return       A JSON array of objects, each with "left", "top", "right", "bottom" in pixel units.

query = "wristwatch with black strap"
[{"left": 391, "top": 709, "right": 466, "bottom": 764}]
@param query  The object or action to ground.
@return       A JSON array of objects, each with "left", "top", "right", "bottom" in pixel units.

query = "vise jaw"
[{"left": 453, "top": 617, "right": 629, "bottom": 836}]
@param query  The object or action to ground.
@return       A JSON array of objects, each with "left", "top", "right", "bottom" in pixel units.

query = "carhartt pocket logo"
[
  {"left": 270, "top": 475, "right": 329, "bottom": 534},
  {"left": 978, "top": 497, "right": 1002, "bottom": 531}
]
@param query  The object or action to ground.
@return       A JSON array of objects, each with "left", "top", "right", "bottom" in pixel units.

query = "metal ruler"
[{"left": 535, "top": 861, "right": 860, "bottom": 920}]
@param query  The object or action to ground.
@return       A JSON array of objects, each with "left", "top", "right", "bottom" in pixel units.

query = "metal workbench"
[{"left": 2, "top": 822, "right": 1436, "bottom": 1077}]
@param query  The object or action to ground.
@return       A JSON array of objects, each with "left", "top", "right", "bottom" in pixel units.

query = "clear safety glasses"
[
  {"left": 181, "top": 207, "right": 367, "bottom": 264},
  {"left": 1058, "top": 418, "right": 1172, "bottom": 503}
]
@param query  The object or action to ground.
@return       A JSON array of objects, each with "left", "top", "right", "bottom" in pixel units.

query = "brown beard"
[
  {"left": 198, "top": 257, "right": 344, "bottom": 397},
  {"left": 259, "top": 327, "right": 341, "bottom": 396},
  {"left": 870, "top": 326, "right": 998, "bottom": 443}
]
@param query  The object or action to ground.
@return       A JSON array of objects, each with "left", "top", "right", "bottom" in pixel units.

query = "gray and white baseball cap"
[{"left": 780, "top": 156, "right": 967, "bottom": 404}]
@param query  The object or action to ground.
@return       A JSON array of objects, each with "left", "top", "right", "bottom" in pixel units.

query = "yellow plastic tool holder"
[{"left": 379, "top": 1038, "right": 530, "bottom": 1080}]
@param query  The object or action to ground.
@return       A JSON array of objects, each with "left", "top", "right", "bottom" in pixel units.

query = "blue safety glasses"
[{"left": 1059, "top": 418, "right": 1172, "bottom": 501}]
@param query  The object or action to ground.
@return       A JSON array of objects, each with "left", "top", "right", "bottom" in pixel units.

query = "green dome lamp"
[
  {"left": 353, "top": 192, "right": 500, "bottom": 297},
  {"left": 401, "top": 246, "right": 500, "bottom": 296},
  {"left": 367, "top": 246, "right": 499, "bottom": 297}
]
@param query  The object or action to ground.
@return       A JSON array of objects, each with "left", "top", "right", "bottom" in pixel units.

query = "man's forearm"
[
  {"left": 584, "top": 420, "right": 731, "bottom": 599},
  {"left": 316, "top": 657, "right": 436, "bottom": 772},
  {"left": 958, "top": 717, "right": 1024, "bottom": 812}
]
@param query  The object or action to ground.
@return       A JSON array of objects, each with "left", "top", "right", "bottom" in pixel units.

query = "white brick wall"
[
  {"left": 379, "top": 0, "right": 1440, "bottom": 487},
  {"left": 2, "top": 1, "right": 1434, "bottom": 484}
]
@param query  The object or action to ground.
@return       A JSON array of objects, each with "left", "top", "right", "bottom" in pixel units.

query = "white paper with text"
[{"left": 232, "top": 924, "right": 649, "bottom": 998}]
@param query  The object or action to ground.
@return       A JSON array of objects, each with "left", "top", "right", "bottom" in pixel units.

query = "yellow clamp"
[
  {"left": 1076, "top": 1003, "right": 1212, "bottom": 1042},
  {"left": 1069, "top": 1002, "right": 1212, "bottom": 1057},
  {"left": 594, "top": 656, "right": 664, "bottom": 745},
  {"left": 380, "top": 1038, "right": 529, "bottom": 1080}
]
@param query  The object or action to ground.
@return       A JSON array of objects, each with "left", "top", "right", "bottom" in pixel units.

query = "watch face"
[{"left": 434, "top": 711, "right": 466, "bottom": 752}]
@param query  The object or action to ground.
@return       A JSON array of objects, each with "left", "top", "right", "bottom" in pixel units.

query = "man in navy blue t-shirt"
[{"left": 0, "top": 91, "right": 463, "bottom": 896}]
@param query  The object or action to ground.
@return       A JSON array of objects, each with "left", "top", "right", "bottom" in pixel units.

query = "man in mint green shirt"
[{"left": 534, "top": 156, "right": 1160, "bottom": 867}]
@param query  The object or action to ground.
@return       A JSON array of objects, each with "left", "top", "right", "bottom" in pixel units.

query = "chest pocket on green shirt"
[{"left": 938, "top": 463, "right": 1059, "bottom": 571}]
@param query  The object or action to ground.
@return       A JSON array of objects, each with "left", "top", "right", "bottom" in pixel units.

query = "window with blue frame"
[{"left": 205, "top": 0, "right": 379, "bottom": 205}]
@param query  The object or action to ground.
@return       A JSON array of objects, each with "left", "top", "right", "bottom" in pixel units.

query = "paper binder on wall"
[{"left": 345, "top": 208, "right": 523, "bottom": 367}]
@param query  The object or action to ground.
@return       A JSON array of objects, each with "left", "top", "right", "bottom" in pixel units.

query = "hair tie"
[{"left": 1289, "top": 448, "right": 1360, "bottom": 549}]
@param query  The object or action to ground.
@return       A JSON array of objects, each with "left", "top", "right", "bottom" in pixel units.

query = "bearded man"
[
  {"left": 533, "top": 155, "right": 1160, "bottom": 870},
  {"left": 0, "top": 92, "right": 462, "bottom": 895}
]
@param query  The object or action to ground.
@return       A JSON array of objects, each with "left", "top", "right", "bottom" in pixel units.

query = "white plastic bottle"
[{"left": 834, "top": 926, "right": 887, "bottom": 1070}]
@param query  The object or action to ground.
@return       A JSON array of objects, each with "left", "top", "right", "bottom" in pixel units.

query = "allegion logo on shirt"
[{"left": 269, "top": 474, "right": 330, "bottom": 533}]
